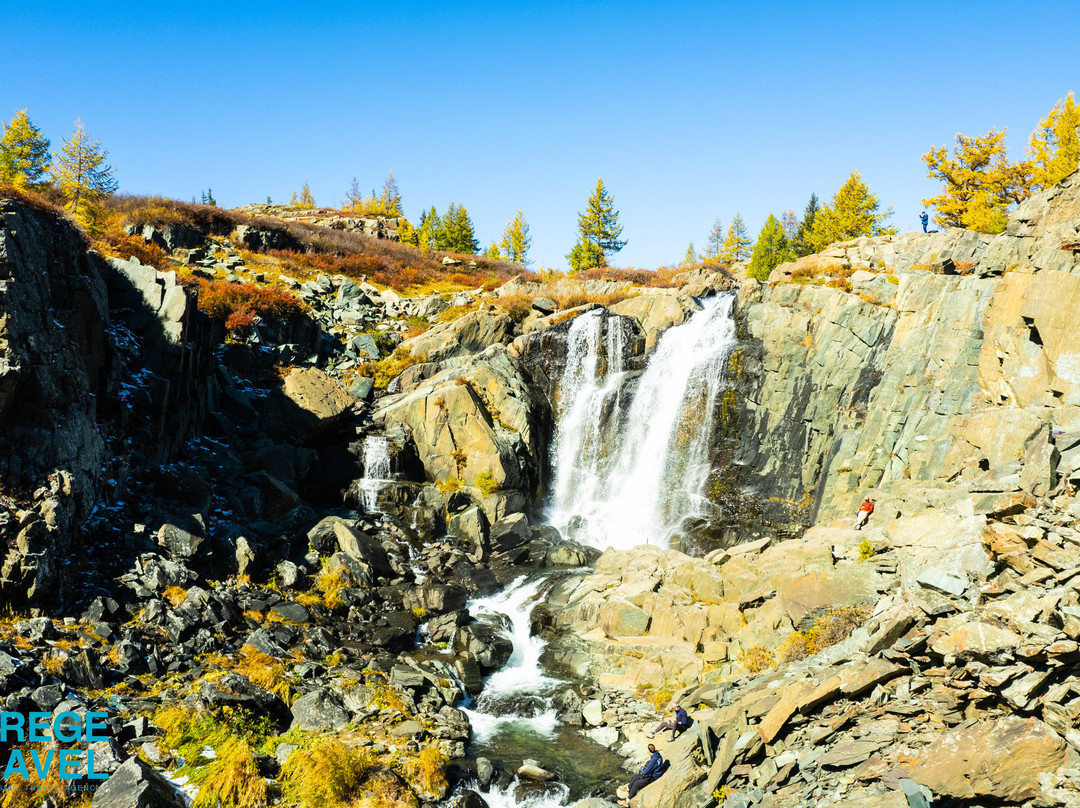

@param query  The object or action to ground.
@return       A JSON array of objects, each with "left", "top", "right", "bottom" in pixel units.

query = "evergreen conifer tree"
[
  {"left": 499, "top": 210, "right": 532, "bottom": 266},
  {"left": 792, "top": 194, "right": 819, "bottom": 257},
  {"left": 438, "top": 203, "right": 479, "bottom": 254},
  {"left": 567, "top": 178, "right": 626, "bottom": 271},
  {"left": 748, "top": 214, "right": 795, "bottom": 281},
  {"left": 51, "top": 118, "right": 117, "bottom": 228},
  {"left": 0, "top": 109, "right": 51, "bottom": 190},
  {"left": 721, "top": 212, "right": 752, "bottom": 263},
  {"left": 417, "top": 206, "right": 440, "bottom": 251}
]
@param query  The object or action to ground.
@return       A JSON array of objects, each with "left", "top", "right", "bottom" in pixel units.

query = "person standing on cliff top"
[
  {"left": 854, "top": 498, "right": 875, "bottom": 530},
  {"left": 920, "top": 211, "right": 929, "bottom": 233}
]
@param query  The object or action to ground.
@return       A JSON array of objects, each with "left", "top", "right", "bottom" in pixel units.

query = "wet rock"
[
  {"left": 454, "top": 622, "right": 513, "bottom": 673},
  {"left": 517, "top": 759, "right": 558, "bottom": 782},
  {"left": 477, "top": 756, "right": 496, "bottom": 788}
]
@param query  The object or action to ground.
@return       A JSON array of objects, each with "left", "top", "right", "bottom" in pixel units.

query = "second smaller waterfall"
[{"left": 356, "top": 436, "right": 392, "bottom": 513}]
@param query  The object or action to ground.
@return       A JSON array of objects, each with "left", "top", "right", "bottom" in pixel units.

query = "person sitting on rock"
[
  {"left": 854, "top": 498, "right": 875, "bottom": 530},
  {"left": 623, "top": 744, "right": 664, "bottom": 803},
  {"left": 646, "top": 704, "right": 689, "bottom": 740}
]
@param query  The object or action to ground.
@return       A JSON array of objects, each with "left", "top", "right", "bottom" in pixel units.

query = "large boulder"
[
  {"left": 399, "top": 305, "right": 515, "bottom": 362},
  {"left": 610, "top": 292, "right": 701, "bottom": 351},
  {"left": 374, "top": 348, "right": 550, "bottom": 501},
  {"left": 92, "top": 757, "right": 187, "bottom": 807},
  {"left": 911, "top": 717, "right": 1069, "bottom": 802}
]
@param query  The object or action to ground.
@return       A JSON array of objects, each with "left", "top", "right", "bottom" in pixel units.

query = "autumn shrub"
[
  {"left": 401, "top": 746, "right": 449, "bottom": 797},
  {"left": 738, "top": 646, "right": 776, "bottom": 674},
  {"left": 493, "top": 293, "right": 533, "bottom": 321},
  {"left": 775, "top": 606, "right": 868, "bottom": 663},
  {"left": 437, "top": 303, "right": 478, "bottom": 323},
  {"left": 576, "top": 266, "right": 680, "bottom": 287},
  {"left": 361, "top": 348, "right": 428, "bottom": 389},
  {"left": 97, "top": 233, "right": 171, "bottom": 269},
  {"left": 196, "top": 278, "right": 304, "bottom": 337},
  {"left": 281, "top": 740, "right": 375, "bottom": 807},
  {"left": 474, "top": 470, "right": 498, "bottom": 497}
]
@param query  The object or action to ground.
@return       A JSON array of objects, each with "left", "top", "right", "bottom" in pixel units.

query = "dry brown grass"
[
  {"left": 576, "top": 265, "right": 681, "bottom": 287},
  {"left": 775, "top": 606, "right": 868, "bottom": 663},
  {"left": 281, "top": 740, "right": 376, "bottom": 807},
  {"left": 738, "top": 646, "right": 776, "bottom": 674}
]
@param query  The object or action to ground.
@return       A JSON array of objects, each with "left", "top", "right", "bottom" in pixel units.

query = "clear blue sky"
[{"left": 4, "top": 1, "right": 1078, "bottom": 269}]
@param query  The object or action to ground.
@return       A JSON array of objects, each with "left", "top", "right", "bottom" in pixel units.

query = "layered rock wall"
[{"left": 723, "top": 170, "right": 1080, "bottom": 535}]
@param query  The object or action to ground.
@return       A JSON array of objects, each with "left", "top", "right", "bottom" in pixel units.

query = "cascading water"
[
  {"left": 549, "top": 294, "right": 738, "bottom": 551},
  {"left": 454, "top": 576, "right": 626, "bottom": 808},
  {"left": 356, "top": 435, "right": 392, "bottom": 513},
  {"left": 463, "top": 577, "right": 561, "bottom": 741},
  {"left": 548, "top": 310, "right": 633, "bottom": 527}
]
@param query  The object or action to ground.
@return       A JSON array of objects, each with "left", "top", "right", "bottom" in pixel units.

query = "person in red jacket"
[{"left": 854, "top": 498, "right": 875, "bottom": 530}]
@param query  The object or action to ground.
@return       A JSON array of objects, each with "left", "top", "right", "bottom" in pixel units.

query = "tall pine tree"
[
  {"left": 0, "top": 109, "right": 51, "bottom": 190},
  {"left": 792, "top": 194, "right": 819, "bottom": 257},
  {"left": 747, "top": 214, "right": 795, "bottom": 281},
  {"left": 51, "top": 118, "right": 117, "bottom": 229},
  {"left": 721, "top": 212, "right": 752, "bottom": 263},
  {"left": 567, "top": 178, "right": 626, "bottom": 271},
  {"left": 499, "top": 210, "right": 532, "bottom": 266},
  {"left": 438, "top": 203, "right": 479, "bottom": 254}
]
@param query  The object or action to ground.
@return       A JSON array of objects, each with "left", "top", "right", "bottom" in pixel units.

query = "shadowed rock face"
[{"left": 0, "top": 202, "right": 214, "bottom": 604}]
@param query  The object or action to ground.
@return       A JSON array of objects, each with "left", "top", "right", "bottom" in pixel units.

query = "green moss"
[{"left": 720, "top": 389, "right": 737, "bottom": 426}]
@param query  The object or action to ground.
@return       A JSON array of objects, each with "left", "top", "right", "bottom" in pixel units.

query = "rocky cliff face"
[
  {"left": 0, "top": 202, "right": 217, "bottom": 602},
  {"left": 717, "top": 169, "right": 1080, "bottom": 539}
]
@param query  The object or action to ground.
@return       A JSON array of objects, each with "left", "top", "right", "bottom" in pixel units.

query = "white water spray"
[
  {"left": 356, "top": 435, "right": 392, "bottom": 513},
  {"left": 461, "top": 577, "right": 561, "bottom": 742},
  {"left": 549, "top": 295, "right": 737, "bottom": 551}
]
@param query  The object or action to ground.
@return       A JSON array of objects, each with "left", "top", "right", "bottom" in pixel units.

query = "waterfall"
[
  {"left": 462, "top": 577, "right": 561, "bottom": 742},
  {"left": 547, "top": 310, "right": 632, "bottom": 538},
  {"left": 356, "top": 436, "right": 392, "bottom": 513},
  {"left": 549, "top": 294, "right": 737, "bottom": 551}
]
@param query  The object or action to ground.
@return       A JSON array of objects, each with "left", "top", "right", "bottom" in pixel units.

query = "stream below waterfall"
[
  {"left": 438, "top": 298, "right": 740, "bottom": 806},
  {"left": 453, "top": 575, "right": 627, "bottom": 807}
]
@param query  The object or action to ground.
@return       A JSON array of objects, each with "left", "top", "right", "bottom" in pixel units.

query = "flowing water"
[
  {"left": 456, "top": 576, "right": 626, "bottom": 807},
  {"left": 356, "top": 435, "right": 392, "bottom": 513},
  {"left": 548, "top": 294, "right": 738, "bottom": 551}
]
